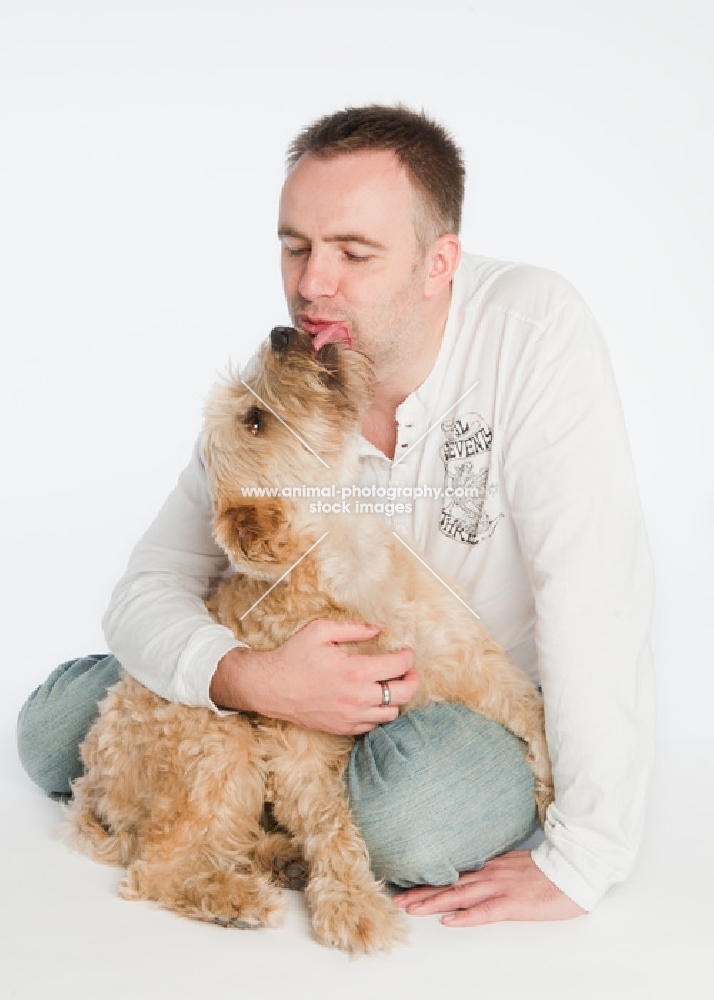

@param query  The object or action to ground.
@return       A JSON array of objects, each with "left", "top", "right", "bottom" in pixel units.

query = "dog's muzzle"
[{"left": 270, "top": 326, "right": 297, "bottom": 353}]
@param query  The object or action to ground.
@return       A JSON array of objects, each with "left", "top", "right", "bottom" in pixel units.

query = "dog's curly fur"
[{"left": 66, "top": 328, "right": 554, "bottom": 954}]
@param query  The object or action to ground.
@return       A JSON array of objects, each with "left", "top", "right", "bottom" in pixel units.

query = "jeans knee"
[
  {"left": 351, "top": 794, "right": 460, "bottom": 887},
  {"left": 16, "top": 686, "right": 77, "bottom": 796},
  {"left": 16, "top": 654, "right": 121, "bottom": 797},
  {"left": 345, "top": 704, "right": 540, "bottom": 888},
  {"left": 16, "top": 688, "right": 40, "bottom": 780}
]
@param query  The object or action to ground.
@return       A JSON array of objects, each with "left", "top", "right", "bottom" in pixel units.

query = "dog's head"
[{"left": 202, "top": 326, "right": 374, "bottom": 578}]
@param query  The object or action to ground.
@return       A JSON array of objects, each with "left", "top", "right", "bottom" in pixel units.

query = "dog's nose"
[{"left": 270, "top": 326, "right": 297, "bottom": 353}]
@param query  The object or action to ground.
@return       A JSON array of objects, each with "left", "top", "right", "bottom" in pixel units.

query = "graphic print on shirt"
[{"left": 439, "top": 411, "right": 502, "bottom": 545}]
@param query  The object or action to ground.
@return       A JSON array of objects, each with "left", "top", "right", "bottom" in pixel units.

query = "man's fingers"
[
  {"left": 395, "top": 855, "right": 587, "bottom": 926},
  {"left": 405, "top": 879, "right": 495, "bottom": 915},
  {"left": 351, "top": 713, "right": 398, "bottom": 735},
  {"left": 393, "top": 883, "right": 457, "bottom": 908},
  {"left": 348, "top": 661, "right": 420, "bottom": 732},
  {"left": 367, "top": 669, "right": 420, "bottom": 708},
  {"left": 310, "top": 619, "right": 382, "bottom": 643},
  {"left": 287, "top": 620, "right": 420, "bottom": 735},
  {"left": 358, "top": 649, "right": 416, "bottom": 682},
  {"left": 405, "top": 882, "right": 523, "bottom": 930},
  {"left": 441, "top": 896, "right": 513, "bottom": 926}
]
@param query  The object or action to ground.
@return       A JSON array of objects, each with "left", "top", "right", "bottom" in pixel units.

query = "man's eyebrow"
[{"left": 277, "top": 226, "right": 386, "bottom": 251}]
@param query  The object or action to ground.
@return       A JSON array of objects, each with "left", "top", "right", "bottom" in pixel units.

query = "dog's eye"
[{"left": 243, "top": 406, "right": 265, "bottom": 436}]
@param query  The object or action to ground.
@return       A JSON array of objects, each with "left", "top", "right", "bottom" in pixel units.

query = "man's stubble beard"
[
  {"left": 288, "top": 256, "right": 428, "bottom": 379},
  {"left": 352, "top": 277, "right": 428, "bottom": 380}
]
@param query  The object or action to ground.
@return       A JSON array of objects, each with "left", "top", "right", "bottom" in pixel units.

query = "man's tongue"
[{"left": 310, "top": 323, "right": 352, "bottom": 351}]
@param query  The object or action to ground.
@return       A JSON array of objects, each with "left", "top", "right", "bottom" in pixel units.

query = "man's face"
[{"left": 278, "top": 150, "right": 432, "bottom": 376}]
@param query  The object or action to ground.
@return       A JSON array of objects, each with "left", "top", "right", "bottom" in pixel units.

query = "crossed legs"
[{"left": 17, "top": 655, "right": 540, "bottom": 888}]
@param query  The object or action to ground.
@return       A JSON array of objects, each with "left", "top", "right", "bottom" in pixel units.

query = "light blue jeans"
[{"left": 16, "top": 654, "right": 539, "bottom": 887}]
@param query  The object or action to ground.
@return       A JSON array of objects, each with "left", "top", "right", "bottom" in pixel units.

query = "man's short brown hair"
[{"left": 287, "top": 104, "right": 465, "bottom": 246}]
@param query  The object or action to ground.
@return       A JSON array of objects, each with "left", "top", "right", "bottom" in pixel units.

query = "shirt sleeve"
[
  {"left": 500, "top": 294, "right": 656, "bottom": 912},
  {"left": 101, "top": 437, "right": 248, "bottom": 711}
]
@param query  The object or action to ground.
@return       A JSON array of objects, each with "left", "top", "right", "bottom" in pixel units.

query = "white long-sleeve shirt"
[{"left": 103, "top": 253, "right": 656, "bottom": 912}]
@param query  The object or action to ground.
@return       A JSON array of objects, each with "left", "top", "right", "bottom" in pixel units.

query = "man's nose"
[{"left": 297, "top": 248, "right": 338, "bottom": 301}]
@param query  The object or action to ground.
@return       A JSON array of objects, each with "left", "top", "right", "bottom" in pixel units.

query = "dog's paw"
[
  {"left": 252, "top": 829, "right": 309, "bottom": 890},
  {"left": 205, "top": 888, "right": 287, "bottom": 930},
  {"left": 213, "top": 915, "right": 268, "bottom": 930},
  {"left": 208, "top": 876, "right": 288, "bottom": 930},
  {"left": 272, "top": 854, "right": 309, "bottom": 891},
  {"left": 199, "top": 879, "right": 289, "bottom": 930},
  {"left": 310, "top": 887, "right": 408, "bottom": 954}
]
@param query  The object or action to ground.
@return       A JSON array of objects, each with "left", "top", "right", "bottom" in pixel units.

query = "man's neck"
[{"left": 361, "top": 284, "right": 453, "bottom": 457}]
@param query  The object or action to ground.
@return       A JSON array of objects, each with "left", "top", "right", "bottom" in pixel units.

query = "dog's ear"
[{"left": 212, "top": 498, "right": 296, "bottom": 566}]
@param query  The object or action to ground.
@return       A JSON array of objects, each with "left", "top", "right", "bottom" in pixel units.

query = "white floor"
[{"left": 2, "top": 730, "right": 712, "bottom": 1000}]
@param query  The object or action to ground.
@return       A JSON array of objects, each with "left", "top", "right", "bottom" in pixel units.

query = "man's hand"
[
  {"left": 210, "top": 619, "right": 419, "bottom": 735},
  {"left": 392, "top": 850, "right": 587, "bottom": 926}
]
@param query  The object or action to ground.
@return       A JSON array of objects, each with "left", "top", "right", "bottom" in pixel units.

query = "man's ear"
[
  {"left": 424, "top": 234, "right": 461, "bottom": 299},
  {"left": 212, "top": 498, "right": 293, "bottom": 565}
]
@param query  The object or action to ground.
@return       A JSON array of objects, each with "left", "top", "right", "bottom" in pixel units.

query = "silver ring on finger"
[{"left": 380, "top": 680, "right": 391, "bottom": 708}]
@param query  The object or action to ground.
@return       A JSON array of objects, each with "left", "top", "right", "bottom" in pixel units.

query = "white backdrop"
[{"left": 1, "top": 0, "right": 711, "bottom": 745}]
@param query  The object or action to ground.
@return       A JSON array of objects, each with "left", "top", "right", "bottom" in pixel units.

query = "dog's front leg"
[{"left": 265, "top": 726, "right": 407, "bottom": 954}]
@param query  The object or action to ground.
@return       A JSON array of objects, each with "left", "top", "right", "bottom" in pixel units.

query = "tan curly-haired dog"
[{"left": 66, "top": 327, "right": 553, "bottom": 954}]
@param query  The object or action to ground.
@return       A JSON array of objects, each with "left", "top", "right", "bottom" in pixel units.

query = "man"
[{"left": 17, "top": 105, "right": 655, "bottom": 928}]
